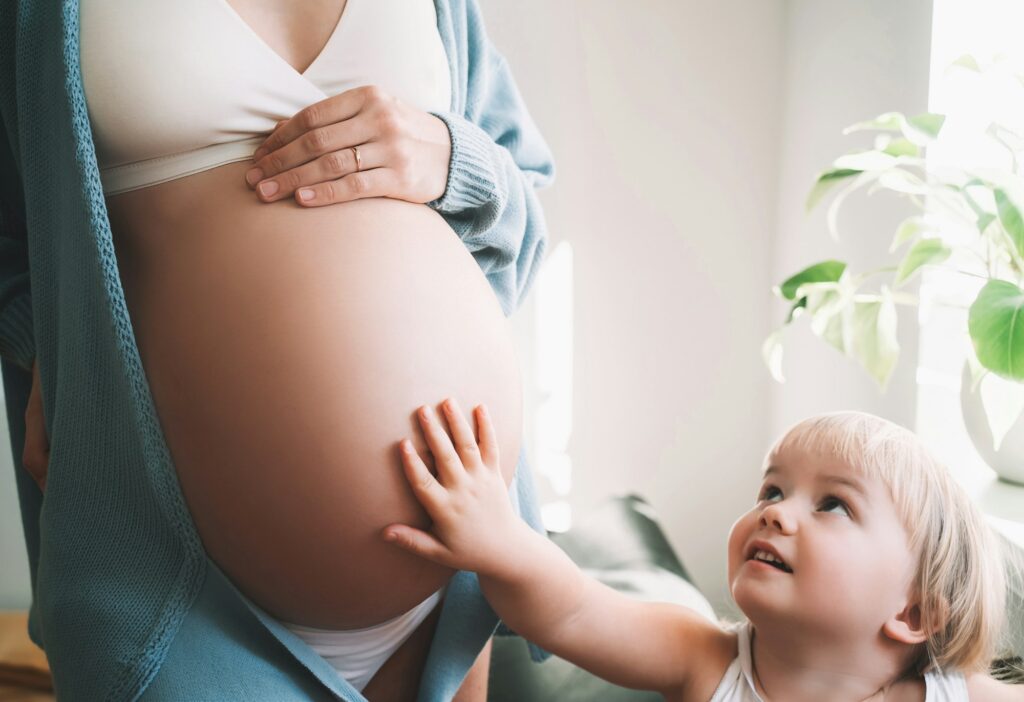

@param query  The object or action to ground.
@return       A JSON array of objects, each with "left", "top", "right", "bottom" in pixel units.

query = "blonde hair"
[{"left": 767, "top": 410, "right": 1020, "bottom": 676}]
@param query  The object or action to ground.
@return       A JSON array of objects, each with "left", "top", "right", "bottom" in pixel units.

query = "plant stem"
[{"left": 948, "top": 268, "right": 990, "bottom": 281}]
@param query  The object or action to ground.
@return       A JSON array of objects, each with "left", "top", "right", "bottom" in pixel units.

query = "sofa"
[{"left": 488, "top": 494, "right": 718, "bottom": 702}]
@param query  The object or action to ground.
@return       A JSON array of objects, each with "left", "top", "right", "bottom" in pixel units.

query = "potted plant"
[{"left": 764, "top": 55, "right": 1024, "bottom": 484}]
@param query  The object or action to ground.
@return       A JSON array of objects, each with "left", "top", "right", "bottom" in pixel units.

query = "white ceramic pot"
[{"left": 960, "top": 363, "right": 1024, "bottom": 486}]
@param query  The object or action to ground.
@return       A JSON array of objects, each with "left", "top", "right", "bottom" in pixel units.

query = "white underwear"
[{"left": 280, "top": 587, "right": 446, "bottom": 692}]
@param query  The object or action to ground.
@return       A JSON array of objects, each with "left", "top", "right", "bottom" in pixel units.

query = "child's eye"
[
  {"left": 820, "top": 496, "right": 851, "bottom": 517},
  {"left": 759, "top": 485, "right": 783, "bottom": 502}
]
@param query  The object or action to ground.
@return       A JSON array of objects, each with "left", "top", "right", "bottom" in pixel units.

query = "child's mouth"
[{"left": 749, "top": 548, "right": 793, "bottom": 573}]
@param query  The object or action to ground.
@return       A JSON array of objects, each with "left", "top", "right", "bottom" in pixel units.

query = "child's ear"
[{"left": 882, "top": 599, "right": 944, "bottom": 645}]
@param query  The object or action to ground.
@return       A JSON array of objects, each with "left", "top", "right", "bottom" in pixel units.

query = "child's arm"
[{"left": 382, "top": 399, "right": 728, "bottom": 697}]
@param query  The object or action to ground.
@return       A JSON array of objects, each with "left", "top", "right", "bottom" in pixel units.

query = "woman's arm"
[
  {"left": 427, "top": 0, "right": 556, "bottom": 316},
  {"left": 383, "top": 399, "right": 725, "bottom": 698}
]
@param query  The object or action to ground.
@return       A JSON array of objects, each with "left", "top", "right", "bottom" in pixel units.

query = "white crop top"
[
  {"left": 79, "top": 0, "right": 453, "bottom": 195},
  {"left": 709, "top": 620, "right": 971, "bottom": 702}
]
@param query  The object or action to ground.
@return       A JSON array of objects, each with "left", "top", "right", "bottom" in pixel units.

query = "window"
[
  {"left": 917, "top": 0, "right": 1024, "bottom": 492},
  {"left": 513, "top": 241, "right": 575, "bottom": 532}
]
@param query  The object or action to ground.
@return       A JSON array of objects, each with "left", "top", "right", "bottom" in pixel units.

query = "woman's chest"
[
  {"left": 224, "top": 0, "right": 349, "bottom": 75},
  {"left": 79, "top": 0, "right": 453, "bottom": 179}
]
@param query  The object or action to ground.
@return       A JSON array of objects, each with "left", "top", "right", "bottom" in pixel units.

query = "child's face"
[{"left": 726, "top": 440, "right": 918, "bottom": 641}]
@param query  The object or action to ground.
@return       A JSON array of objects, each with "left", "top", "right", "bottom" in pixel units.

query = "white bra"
[{"left": 79, "top": 0, "right": 453, "bottom": 195}]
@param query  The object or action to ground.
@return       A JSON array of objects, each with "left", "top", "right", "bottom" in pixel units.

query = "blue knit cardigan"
[{"left": 0, "top": 0, "right": 555, "bottom": 699}]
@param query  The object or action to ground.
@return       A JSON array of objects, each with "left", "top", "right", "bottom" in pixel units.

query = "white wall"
[
  {"left": 771, "top": 0, "right": 934, "bottom": 442},
  {"left": 487, "top": 0, "right": 787, "bottom": 616},
  {"left": 0, "top": 1, "right": 936, "bottom": 626},
  {"left": 0, "top": 390, "right": 29, "bottom": 609},
  {"left": 491, "top": 0, "right": 933, "bottom": 618}
]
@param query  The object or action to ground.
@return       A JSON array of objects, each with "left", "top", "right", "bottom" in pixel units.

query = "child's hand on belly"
[{"left": 382, "top": 398, "right": 534, "bottom": 580}]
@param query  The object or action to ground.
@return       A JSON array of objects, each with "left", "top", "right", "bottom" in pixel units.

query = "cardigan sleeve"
[
  {"left": 426, "top": 0, "right": 556, "bottom": 317},
  {"left": 0, "top": 114, "right": 36, "bottom": 373}
]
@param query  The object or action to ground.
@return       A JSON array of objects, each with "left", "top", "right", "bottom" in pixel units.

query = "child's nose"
[{"left": 759, "top": 504, "right": 796, "bottom": 533}]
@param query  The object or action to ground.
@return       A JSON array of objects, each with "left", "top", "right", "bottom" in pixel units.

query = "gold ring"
[{"left": 350, "top": 145, "right": 362, "bottom": 172}]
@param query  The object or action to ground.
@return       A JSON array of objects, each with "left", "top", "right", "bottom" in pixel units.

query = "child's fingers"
[
  {"left": 475, "top": 405, "right": 501, "bottom": 471},
  {"left": 440, "top": 398, "right": 483, "bottom": 471},
  {"left": 381, "top": 525, "right": 456, "bottom": 568},
  {"left": 416, "top": 405, "right": 465, "bottom": 486},
  {"left": 399, "top": 439, "right": 449, "bottom": 509}
]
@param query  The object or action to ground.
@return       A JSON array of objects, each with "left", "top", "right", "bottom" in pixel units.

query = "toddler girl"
[{"left": 382, "top": 401, "right": 1022, "bottom": 701}]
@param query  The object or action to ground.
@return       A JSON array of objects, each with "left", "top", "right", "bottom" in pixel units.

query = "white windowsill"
[{"left": 951, "top": 465, "right": 1024, "bottom": 549}]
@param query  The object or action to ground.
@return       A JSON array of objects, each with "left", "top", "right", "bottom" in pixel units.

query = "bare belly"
[{"left": 107, "top": 159, "right": 522, "bottom": 629}]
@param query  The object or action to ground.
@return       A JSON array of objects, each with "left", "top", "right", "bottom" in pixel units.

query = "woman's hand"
[
  {"left": 23, "top": 358, "right": 49, "bottom": 493},
  {"left": 383, "top": 398, "right": 531, "bottom": 579},
  {"left": 245, "top": 85, "right": 452, "bottom": 207}
]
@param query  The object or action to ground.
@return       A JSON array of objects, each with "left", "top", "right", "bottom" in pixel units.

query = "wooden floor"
[{"left": 0, "top": 684, "right": 54, "bottom": 701}]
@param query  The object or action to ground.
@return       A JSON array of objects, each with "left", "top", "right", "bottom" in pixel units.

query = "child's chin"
[{"left": 731, "top": 582, "right": 791, "bottom": 623}]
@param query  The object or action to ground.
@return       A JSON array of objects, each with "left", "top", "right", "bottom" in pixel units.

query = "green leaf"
[
  {"left": 890, "top": 216, "right": 924, "bottom": 252},
  {"left": 960, "top": 178, "right": 991, "bottom": 219},
  {"left": 978, "top": 212, "right": 996, "bottom": 234},
  {"left": 802, "top": 282, "right": 847, "bottom": 315},
  {"left": 873, "top": 169, "right": 929, "bottom": 195},
  {"left": 762, "top": 330, "right": 785, "bottom": 383},
  {"left": 881, "top": 138, "right": 920, "bottom": 158},
  {"left": 827, "top": 171, "right": 878, "bottom": 240},
  {"left": 894, "top": 238, "right": 951, "bottom": 286},
  {"left": 806, "top": 168, "right": 861, "bottom": 212},
  {"left": 819, "top": 309, "right": 849, "bottom": 354},
  {"left": 785, "top": 297, "right": 807, "bottom": 324},
  {"left": 801, "top": 282, "right": 853, "bottom": 354},
  {"left": 978, "top": 371, "right": 1024, "bottom": 451},
  {"left": 851, "top": 290, "right": 900, "bottom": 389},
  {"left": 950, "top": 54, "right": 981, "bottom": 72},
  {"left": 995, "top": 188, "right": 1024, "bottom": 258},
  {"left": 906, "top": 113, "right": 946, "bottom": 142},
  {"left": 843, "top": 111, "right": 945, "bottom": 145},
  {"left": 776, "top": 261, "right": 847, "bottom": 301},
  {"left": 968, "top": 279, "right": 1024, "bottom": 381},
  {"left": 844, "top": 112, "right": 904, "bottom": 134},
  {"left": 833, "top": 150, "right": 898, "bottom": 171}
]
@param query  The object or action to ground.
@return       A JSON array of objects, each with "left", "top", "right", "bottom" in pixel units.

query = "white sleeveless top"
[
  {"left": 709, "top": 621, "right": 971, "bottom": 702},
  {"left": 79, "top": 0, "right": 453, "bottom": 195}
]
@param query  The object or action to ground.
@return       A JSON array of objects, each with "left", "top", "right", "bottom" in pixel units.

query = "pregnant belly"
[{"left": 107, "top": 161, "right": 523, "bottom": 628}]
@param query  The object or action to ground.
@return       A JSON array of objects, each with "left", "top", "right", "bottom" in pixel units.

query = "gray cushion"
[{"left": 488, "top": 495, "right": 716, "bottom": 702}]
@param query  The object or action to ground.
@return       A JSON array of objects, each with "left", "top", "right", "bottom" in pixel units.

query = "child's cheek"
[{"left": 725, "top": 511, "right": 757, "bottom": 581}]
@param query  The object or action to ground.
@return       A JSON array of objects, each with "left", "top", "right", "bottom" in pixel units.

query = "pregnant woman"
[{"left": 0, "top": 0, "right": 554, "bottom": 699}]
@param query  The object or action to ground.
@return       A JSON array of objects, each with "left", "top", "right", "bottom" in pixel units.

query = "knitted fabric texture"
[{"left": 0, "top": 0, "right": 555, "bottom": 699}]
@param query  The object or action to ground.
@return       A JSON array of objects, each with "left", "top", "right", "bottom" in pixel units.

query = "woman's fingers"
[
  {"left": 22, "top": 358, "right": 49, "bottom": 493},
  {"left": 416, "top": 405, "right": 465, "bottom": 486},
  {"left": 292, "top": 167, "right": 398, "bottom": 207},
  {"left": 474, "top": 405, "right": 501, "bottom": 472},
  {"left": 22, "top": 420, "right": 49, "bottom": 491},
  {"left": 254, "top": 87, "right": 371, "bottom": 161},
  {"left": 440, "top": 398, "right": 483, "bottom": 471},
  {"left": 381, "top": 525, "right": 455, "bottom": 568}
]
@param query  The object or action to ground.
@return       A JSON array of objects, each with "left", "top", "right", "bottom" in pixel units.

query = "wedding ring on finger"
[{"left": 350, "top": 145, "right": 363, "bottom": 172}]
